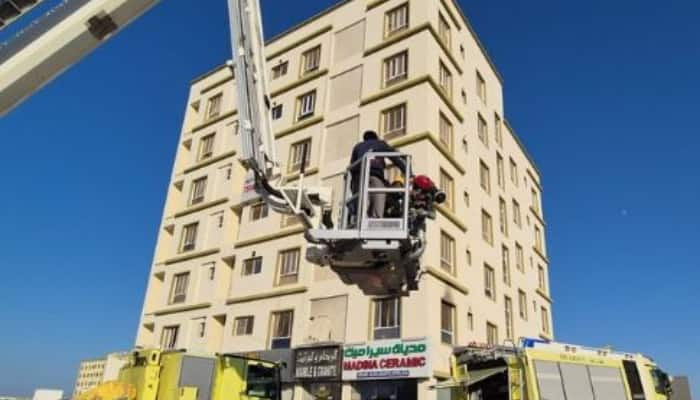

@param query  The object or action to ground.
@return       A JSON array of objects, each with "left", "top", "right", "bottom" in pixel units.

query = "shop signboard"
[
  {"left": 342, "top": 338, "right": 430, "bottom": 380},
  {"left": 294, "top": 345, "right": 341, "bottom": 380}
]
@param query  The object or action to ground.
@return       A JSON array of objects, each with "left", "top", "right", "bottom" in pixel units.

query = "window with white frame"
[
  {"left": 481, "top": 210, "right": 493, "bottom": 245},
  {"left": 242, "top": 256, "right": 263, "bottom": 276},
  {"left": 270, "top": 310, "right": 294, "bottom": 349},
  {"left": 510, "top": 157, "right": 519, "bottom": 186},
  {"left": 180, "top": 223, "right": 198, "bottom": 253},
  {"left": 439, "top": 61, "right": 452, "bottom": 98},
  {"left": 205, "top": 93, "right": 222, "bottom": 121},
  {"left": 272, "top": 61, "right": 289, "bottom": 79},
  {"left": 505, "top": 296, "right": 514, "bottom": 340},
  {"left": 234, "top": 316, "right": 254, "bottom": 336},
  {"left": 484, "top": 264, "right": 496, "bottom": 300},
  {"left": 160, "top": 326, "right": 179, "bottom": 350},
  {"left": 169, "top": 272, "right": 190, "bottom": 304},
  {"left": 198, "top": 133, "right": 215, "bottom": 161},
  {"left": 301, "top": 46, "right": 321, "bottom": 74},
  {"left": 518, "top": 289, "right": 528, "bottom": 320},
  {"left": 499, "top": 197, "right": 508, "bottom": 235},
  {"left": 476, "top": 71, "right": 487, "bottom": 103},
  {"left": 478, "top": 113, "right": 488, "bottom": 147},
  {"left": 515, "top": 242, "right": 524, "bottom": 272},
  {"left": 439, "top": 169, "right": 454, "bottom": 211},
  {"left": 513, "top": 199, "right": 522, "bottom": 227},
  {"left": 441, "top": 301, "right": 455, "bottom": 344},
  {"left": 277, "top": 248, "right": 300, "bottom": 286},
  {"left": 479, "top": 160, "right": 491, "bottom": 194},
  {"left": 535, "top": 225, "right": 544, "bottom": 252},
  {"left": 385, "top": 3, "right": 409, "bottom": 36},
  {"left": 438, "top": 13, "right": 451, "bottom": 48},
  {"left": 382, "top": 103, "right": 407, "bottom": 140},
  {"left": 373, "top": 297, "right": 401, "bottom": 339},
  {"left": 250, "top": 201, "right": 269, "bottom": 221},
  {"left": 384, "top": 51, "right": 408, "bottom": 86},
  {"left": 532, "top": 188, "right": 541, "bottom": 214},
  {"left": 288, "top": 139, "right": 311, "bottom": 173},
  {"left": 486, "top": 322, "right": 498, "bottom": 346},
  {"left": 271, "top": 104, "right": 283, "bottom": 120},
  {"left": 297, "top": 90, "right": 316, "bottom": 120},
  {"left": 440, "top": 230, "right": 455, "bottom": 274},
  {"left": 496, "top": 153, "right": 505, "bottom": 189},
  {"left": 541, "top": 307, "right": 550, "bottom": 334},
  {"left": 189, "top": 177, "right": 207, "bottom": 206},
  {"left": 502, "top": 245, "right": 511, "bottom": 286},
  {"left": 495, "top": 113, "right": 503, "bottom": 147},
  {"left": 538, "top": 265, "right": 547, "bottom": 291},
  {"left": 439, "top": 113, "right": 453, "bottom": 152}
]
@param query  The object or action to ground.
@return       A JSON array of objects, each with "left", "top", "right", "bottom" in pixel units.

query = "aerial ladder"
[{"left": 0, "top": 0, "right": 446, "bottom": 295}]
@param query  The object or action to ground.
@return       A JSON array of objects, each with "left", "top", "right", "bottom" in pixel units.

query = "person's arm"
[{"left": 379, "top": 140, "right": 407, "bottom": 175}]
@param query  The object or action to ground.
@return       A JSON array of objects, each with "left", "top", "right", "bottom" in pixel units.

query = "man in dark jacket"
[{"left": 350, "top": 130, "right": 407, "bottom": 219}]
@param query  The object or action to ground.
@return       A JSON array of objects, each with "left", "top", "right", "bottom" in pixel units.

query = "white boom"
[{"left": 0, "top": 0, "right": 440, "bottom": 295}]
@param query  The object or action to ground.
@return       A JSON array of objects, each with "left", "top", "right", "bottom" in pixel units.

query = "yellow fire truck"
[
  {"left": 77, "top": 349, "right": 281, "bottom": 400},
  {"left": 437, "top": 339, "right": 673, "bottom": 400}
]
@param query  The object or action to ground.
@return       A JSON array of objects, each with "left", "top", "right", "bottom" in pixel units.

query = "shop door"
[{"left": 353, "top": 380, "right": 418, "bottom": 400}]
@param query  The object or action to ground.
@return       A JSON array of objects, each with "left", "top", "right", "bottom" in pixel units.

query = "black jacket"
[{"left": 350, "top": 139, "right": 407, "bottom": 181}]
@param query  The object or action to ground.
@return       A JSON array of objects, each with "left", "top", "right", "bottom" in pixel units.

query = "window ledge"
[
  {"left": 539, "top": 332, "right": 553, "bottom": 341},
  {"left": 182, "top": 150, "right": 237, "bottom": 175},
  {"left": 150, "top": 302, "right": 212, "bottom": 317},
  {"left": 530, "top": 206, "right": 546, "bottom": 226},
  {"left": 533, "top": 246, "right": 549, "bottom": 264},
  {"left": 173, "top": 198, "right": 229, "bottom": 219},
  {"left": 436, "top": 205, "right": 467, "bottom": 232},
  {"left": 201, "top": 76, "right": 234, "bottom": 95},
  {"left": 161, "top": 248, "right": 221, "bottom": 266},
  {"left": 282, "top": 167, "right": 320, "bottom": 182},
  {"left": 234, "top": 226, "right": 305, "bottom": 248},
  {"left": 227, "top": 286, "right": 308, "bottom": 305},
  {"left": 536, "top": 288, "right": 552, "bottom": 303},
  {"left": 275, "top": 116, "right": 324, "bottom": 139},
  {"left": 190, "top": 110, "right": 238, "bottom": 134},
  {"left": 270, "top": 69, "right": 329, "bottom": 98},
  {"left": 389, "top": 131, "right": 466, "bottom": 175},
  {"left": 366, "top": 0, "right": 391, "bottom": 10},
  {"left": 266, "top": 26, "right": 333, "bottom": 61},
  {"left": 425, "top": 267, "right": 469, "bottom": 295}
]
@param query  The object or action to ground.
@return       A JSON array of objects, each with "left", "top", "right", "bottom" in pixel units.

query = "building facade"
[
  {"left": 72, "top": 353, "right": 128, "bottom": 399},
  {"left": 135, "top": 0, "right": 552, "bottom": 399}
]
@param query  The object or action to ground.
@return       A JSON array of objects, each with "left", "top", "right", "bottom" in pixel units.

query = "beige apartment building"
[
  {"left": 71, "top": 353, "right": 128, "bottom": 399},
  {"left": 135, "top": 0, "right": 552, "bottom": 399}
]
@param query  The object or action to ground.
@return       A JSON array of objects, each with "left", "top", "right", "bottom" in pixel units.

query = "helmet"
[{"left": 413, "top": 175, "right": 435, "bottom": 191}]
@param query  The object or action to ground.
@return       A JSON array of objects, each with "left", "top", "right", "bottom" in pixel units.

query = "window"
[
  {"left": 169, "top": 272, "right": 190, "bottom": 304},
  {"left": 541, "top": 307, "right": 550, "bottom": 334},
  {"left": 505, "top": 297, "right": 514, "bottom": 340},
  {"left": 270, "top": 310, "right": 294, "bottom": 349},
  {"left": 217, "top": 214, "right": 224, "bottom": 228},
  {"left": 382, "top": 103, "right": 407, "bottom": 140},
  {"left": 502, "top": 245, "right": 511, "bottom": 286},
  {"left": 385, "top": 3, "right": 409, "bottom": 36},
  {"left": 509, "top": 158, "right": 519, "bottom": 186},
  {"left": 538, "top": 265, "right": 547, "bottom": 291},
  {"left": 384, "top": 51, "right": 408, "bottom": 86},
  {"left": 374, "top": 297, "right": 401, "bottom": 339},
  {"left": 271, "top": 104, "right": 283, "bottom": 120},
  {"left": 477, "top": 113, "right": 488, "bottom": 147},
  {"left": 198, "top": 321, "right": 206, "bottom": 338},
  {"left": 496, "top": 153, "right": 505, "bottom": 189},
  {"left": 481, "top": 210, "right": 493, "bottom": 245},
  {"left": 198, "top": 134, "right": 215, "bottom": 161},
  {"left": 297, "top": 90, "right": 316, "bottom": 120},
  {"left": 205, "top": 93, "right": 222, "bottom": 120},
  {"left": 518, "top": 290, "right": 528, "bottom": 320},
  {"left": 234, "top": 316, "right": 254, "bottom": 336},
  {"left": 281, "top": 214, "right": 300, "bottom": 228},
  {"left": 441, "top": 301, "right": 455, "bottom": 344},
  {"left": 479, "top": 161, "right": 491, "bottom": 194},
  {"left": 301, "top": 46, "right": 321, "bottom": 75},
  {"left": 160, "top": 326, "right": 179, "bottom": 350},
  {"left": 439, "top": 113, "right": 453, "bottom": 152},
  {"left": 466, "top": 249, "right": 472, "bottom": 266},
  {"left": 513, "top": 199, "right": 522, "bottom": 227},
  {"left": 189, "top": 177, "right": 207, "bottom": 206},
  {"left": 486, "top": 322, "right": 498, "bottom": 346},
  {"left": 439, "top": 61, "right": 452, "bottom": 98},
  {"left": 272, "top": 61, "right": 289, "bottom": 79},
  {"left": 438, "top": 13, "right": 451, "bottom": 48},
  {"left": 515, "top": 242, "right": 524, "bottom": 272},
  {"left": 180, "top": 223, "right": 198, "bottom": 253},
  {"left": 484, "top": 264, "right": 496, "bottom": 300},
  {"left": 535, "top": 225, "right": 544, "bottom": 252},
  {"left": 209, "top": 264, "right": 216, "bottom": 280},
  {"left": 288, "top": 139, "right": 311, "bottom": 173},
  {"left": 243, "top": 256, "right": 262, "bottom": 276},
  {"left": 499, "top": 197, "right": 508, "bottom": 236},
  {"left": 439, "top": 169, "right": 454, "bottom": 211},
  {"left": 494, "top": 113, "right": 503, "bottom": 147},
  {"left": 467, "top": 311, "right": 474, "bottom": 331},
  {"left": 250, "top": 202, "right": 269, "bottom": 221},
  {"left": 476, "top": 71, "right": 486, "bottom": 103},
  {"left": 532, "top": 188, "right": 541, "bottom": 214},
  {"left": 440, "top": 231, "right": 455, "bottom": 274},
  {"left": 277, "top": 248, "right": 300, "bottom": 285}
]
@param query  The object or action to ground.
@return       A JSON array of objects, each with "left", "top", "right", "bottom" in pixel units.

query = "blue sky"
[{"left": 1, "top": 0, "right": 698, "bottom": 397}]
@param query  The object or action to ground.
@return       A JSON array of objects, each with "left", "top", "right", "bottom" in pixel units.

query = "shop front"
[
  {"left": 294, "top": 345, "right": 343, "bottom": 400},
  {"left": 342, "top": 338, "right": 430, "bottom": 400}
]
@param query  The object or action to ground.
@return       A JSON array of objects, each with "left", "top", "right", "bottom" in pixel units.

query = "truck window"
[
  {"left": 589, "top": 366, "right": 628, "bottom": 400},
  {"left": 650, "top": 368, "right": 670, "bottom": 395},
  {"left": 622, "top": 361, "right": 646, "bottom": 400},
  {"left": 534, "top": 361, "right": 566, "bottom": 400},
  {"left": 246, "top": 364, "right": 279, "bottom": 399},
  {"left": 559, "top": 363, "right": 595, "bottom": 400}
]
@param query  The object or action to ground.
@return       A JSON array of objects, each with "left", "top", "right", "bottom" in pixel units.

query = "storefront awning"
[{"left": 431, "top": 367, "right": 508, "bottom": 390}]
